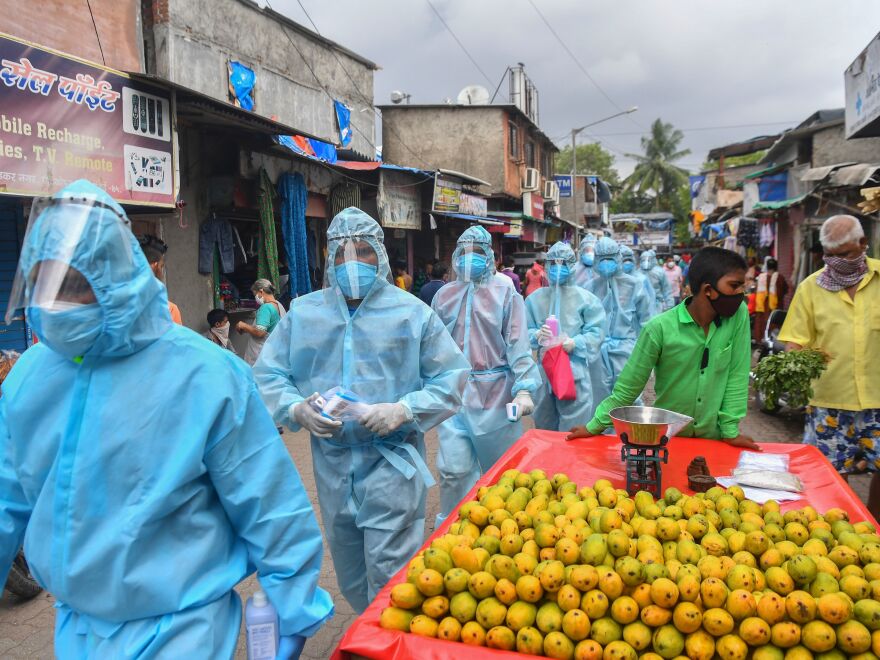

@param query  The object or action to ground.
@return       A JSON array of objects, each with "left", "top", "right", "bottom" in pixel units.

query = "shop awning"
[
  {"left": 752, "top": 193, "right": 809, "bottom": 210},
  {"left": 434, "top": 211, "right": 506, "bottom": 226},
  {"left": 828, "top": 163, "right": 880, "bottom": 187},
  {"left": 744, "top": 163, "right": 787, "bottom": 180},
  {"left": 798, "top": 162, "right": 856, "bottom": 182}
]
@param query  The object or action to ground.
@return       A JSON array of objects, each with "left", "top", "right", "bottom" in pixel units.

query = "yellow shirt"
[{"left": 778, "top": 257, "right": 880, "bottom": 411}]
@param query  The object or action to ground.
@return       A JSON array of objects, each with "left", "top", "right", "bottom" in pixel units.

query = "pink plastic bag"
[{"left": 542, "top": 344, "right": 576, "bottom": 400}]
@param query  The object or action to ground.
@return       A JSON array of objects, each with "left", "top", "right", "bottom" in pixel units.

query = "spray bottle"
[
  {"left": 246, "top": 590, "right": 279, "bottom": 660},
  {"left": 545, "top": 314, "right": 559, "bottom": 338}
]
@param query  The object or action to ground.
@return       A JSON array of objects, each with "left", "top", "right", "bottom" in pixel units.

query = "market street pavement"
[{"left": 0, "top": 391, "right": 872, "bottom": 659}]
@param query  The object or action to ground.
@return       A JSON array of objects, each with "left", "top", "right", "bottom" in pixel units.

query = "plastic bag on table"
[
  {"left": 731, "top": 468, "right": 803, "bottom": 492},
  {"left": 736, "top": 452, "right": 790, "bottom": 472},
  {"left": 311, "top": 386, "right": 370, "bottom": 422}
]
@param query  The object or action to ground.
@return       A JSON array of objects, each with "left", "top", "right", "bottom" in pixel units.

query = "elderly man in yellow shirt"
[{"left": 779, "top": 215, "right": 880, "bottom": 518}]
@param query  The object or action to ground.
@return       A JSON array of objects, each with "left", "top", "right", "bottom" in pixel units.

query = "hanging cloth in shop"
[
  {"left": 257, "top": 168, "right": 281, "bottom": 290},
  {"left": 759, "top": 220, "right": 775, "bottom": 248},
  {"left": 736, "top": 217, "right": 759, "bottom": 249},
  {"left": 328, "top": 182, "right": 361, "bottom": 218},
  {"left": 198, "top": 214, "right": 235, "bottom": 274},
  {"left": 278, "top": 172, "right": 312, "bottom": 298}
]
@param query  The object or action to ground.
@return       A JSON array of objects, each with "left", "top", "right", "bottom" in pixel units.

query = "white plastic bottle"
[{"left": 246, "top": 590, "right": 279, "bottom": 660}]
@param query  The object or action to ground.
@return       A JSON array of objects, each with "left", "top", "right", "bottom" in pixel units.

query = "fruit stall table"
[{"left": 331, "top": 430, "right": 876, "bottom": 660}]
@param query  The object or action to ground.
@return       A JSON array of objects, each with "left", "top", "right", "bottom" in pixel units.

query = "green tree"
[
  {"left": 555, "top": 142, "right": 621, "bottom": 185},
  {"left": 609, "top": 188, "right": 654, "bottom": 215},
  {"left": 624, "top": 119, "right": 691, "bottom": 210}
]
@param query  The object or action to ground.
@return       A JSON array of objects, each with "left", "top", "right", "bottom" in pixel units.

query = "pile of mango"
[{"left": 379, "top": 468, "right": 880, "bottom": 659}]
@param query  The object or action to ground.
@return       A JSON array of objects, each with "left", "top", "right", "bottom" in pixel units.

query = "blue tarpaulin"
[
  {"left": 274, "top": 135, "right": 338, "bottom": 164},
  {"left": 228, "top": 61, "right": 255, "bottom": 111},
  {"left": 278, "top": 172, "right": 312, "bottom": 298},
  {"left": 758, "top": 172, "right": 788, "bottom": 202},
  {"left": 334, "top": 100, "right": 352, "bottom": 147}
]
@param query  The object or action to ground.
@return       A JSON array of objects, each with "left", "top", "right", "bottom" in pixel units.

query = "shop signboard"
[
  {"left": 431, "top": 172, "right": 462, "bottom": 213},
  {"left": 553, "top": 174, "right": 572, "bottom": 198},
  {"left": 637, "top": 231, "right": 672, "bottom": 246},
  {"left": 845, "top": 31, "right": 880, "bottom": 139},
  {"left": 504, "top": 216, "right": 523, "bottom": 239},
  {"left": 0, "top": 33, "right": 175, "bottom": 206},
  {"left": 458, "top": 193, "right": 487, "bottom": 217},
  {"left": 612, "top": 232, "right": 635, "bottom": 246},
  {"left": 523, "top": 191, "right": 544, "bottom": 220},
  {"left": 378, "top": 169, "right": 421, "bottom": 230}
]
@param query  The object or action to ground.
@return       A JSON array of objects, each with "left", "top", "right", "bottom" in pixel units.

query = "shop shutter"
[{"left": 0, "top": 203, "right": 28, "bottom": 352}]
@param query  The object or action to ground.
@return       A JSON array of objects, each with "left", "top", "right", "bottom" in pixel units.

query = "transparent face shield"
[
  {"left": 5, "top": 194, "right": 132, "bottom": 325},
  {"left": 454, "top": 243, "right": 489, "bottom": 282},
  {"left": 328, "top": 238, "right": 382, "bottom": 301}
]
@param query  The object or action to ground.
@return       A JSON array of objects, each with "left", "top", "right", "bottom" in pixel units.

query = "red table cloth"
[{"left": 332, "top": 431, "right": 875, "bottom": 660}]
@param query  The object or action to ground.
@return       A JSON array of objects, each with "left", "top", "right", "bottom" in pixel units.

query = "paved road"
[{"left": 0, "top": 389, "right": 871, "bottom": 659}]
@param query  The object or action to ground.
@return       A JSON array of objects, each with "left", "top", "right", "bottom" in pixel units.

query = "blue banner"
[
  {"left": 334, "top": 99, "right": 352, "bottom": 147},
  {"left": 689, "top": 175, "right": 705, "bottom": 199},
  {"left": 758, "top": 172, "right": 788, "bottom": 202}
]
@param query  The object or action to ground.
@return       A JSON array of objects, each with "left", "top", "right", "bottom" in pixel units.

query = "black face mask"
[{"left": 709, "top": 289, "right": 744, "bottom": 317}]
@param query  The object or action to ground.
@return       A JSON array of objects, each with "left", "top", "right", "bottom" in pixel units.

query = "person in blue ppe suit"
[
  {"left": 641, "top": 248, "right": 675, "bottom": 311},
  {"left": 430, "top": 226, "right": 541, "bottom": 526},
  {"left": 622, "top": 246, "right": 659, "bottom": 318},
  {"left": 588, "top": 237, "right": 655, "bottom": 404},
  {"left": 525, "top": 241, "right": 606, "bottom": 432},
  {"left": 573, "top": 233, "right": 598, "bottom": 288},
  {"left": 253, "top": 208, "right": 469, "bottom": 614},
  {"left": 0, "top": 180, "right": 332, "bottom": 659}
]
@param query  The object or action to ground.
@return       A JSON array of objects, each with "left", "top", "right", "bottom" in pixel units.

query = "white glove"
[
  {"left": 535, "top": 325, "right": 553, "bottom": 344},
  {"left": 513, "top": 391, "right": 534, "bottom": 419},
  {"left": 361, "top": 402, "right": 412, "bottom": 436},
  {"left": 291, "top": 393, "right": 342, "bottom": 438},
  {"left": 562, "top": 337, "right": 576, "bottom": 354}
]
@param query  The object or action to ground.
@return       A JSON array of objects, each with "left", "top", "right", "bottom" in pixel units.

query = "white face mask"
[
  {"left": 211, "top": 322, "right": 230, "bottom": 346},
  {"left": 255, "top": 294, "right": 265, "bottom": 305}
]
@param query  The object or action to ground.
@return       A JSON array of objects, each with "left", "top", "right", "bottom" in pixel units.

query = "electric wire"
[
  {"left": 85, "top": 0, "right": 106, "bottom": 66},
  {"left": 424, "top": 0, "right": 495, "bottom": 88}
]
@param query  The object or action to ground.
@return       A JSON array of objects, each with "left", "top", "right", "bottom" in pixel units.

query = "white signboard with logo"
[
  {"left": 845, "top": 32, "right": 880, "bottom": 139},
  {"left": 378, "top": 170, "right": 422, "bottom": 230}
]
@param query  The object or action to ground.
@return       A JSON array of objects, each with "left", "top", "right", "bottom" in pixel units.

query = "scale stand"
[{"left": 620, "top": 433, "right": 669, "bottom": 496}]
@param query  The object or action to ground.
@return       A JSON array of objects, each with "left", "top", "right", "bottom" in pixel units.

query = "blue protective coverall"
[
  {"left": 0, "top": 181, "right": 332, "bottom": 657},
  {"left": 642, "top": 249, "right": 675, "bottom": 311},
  {"left": 253, "top": 208, "right": 469, "bottom": 613},
  {"left": 623, "top": 246, "right": 659, "bottom": 319},
  {"left": 430, "top": 226, "right": 540, "bottom": 524},
  {"left": 525, "top": 242, "right": 606, "bottom": 432},
  {"left": 588, "top": 238, "right": 655, "bottom": 404},
  {"left": 572, "top": 233, "right": 597, "bottom": 289}
]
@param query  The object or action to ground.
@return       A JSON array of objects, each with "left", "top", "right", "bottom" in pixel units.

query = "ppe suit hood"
[
  {"left": 579, "top": 234, "right": 597, "bottom": 255},
  {"left": 546, "top": 242, "right": 577, "bottom": 284},
  {"left": 595, "top": 236, "right": 621, "bottom": 260},
  {"left": 641, "top": 249, "right": 657, "bottom": 270},
  {"left": 325, "top": 208, "right": 391, "bottom": 297},
  {"left": 620, "top": 245, "right": 635, "bottom": 261},
  {"left": 19, "top": 180, "right": 171, "bottom": 358},
  {"left": 452, "top": 225, "right": 495, "bottom": 285}
]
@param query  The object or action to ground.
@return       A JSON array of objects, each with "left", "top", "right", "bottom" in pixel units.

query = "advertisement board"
[
  {"left": 459, "top": 193, "right": 487, "bottom": 217},
  {"left": 845, "top": 32, "right": 880, "bottom": 139},
  {"left": 0, "top": 33, "right": 175, "bottom": 206},
  {"left": 377, "top": 169, "right": 421, "bottom": 230},
  {"left": 523, "top": 191, "right": 544, "bottom": 221},
  {"left": 637, "top": 231, "right": 672, "bottom": 246},
  {"left": 431, "top": 172, "right": 462, "bottom": 213}
]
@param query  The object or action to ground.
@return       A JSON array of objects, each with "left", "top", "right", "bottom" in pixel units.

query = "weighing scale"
[{"left": 610, "top": 406, "right": 694, "bottom": 496}]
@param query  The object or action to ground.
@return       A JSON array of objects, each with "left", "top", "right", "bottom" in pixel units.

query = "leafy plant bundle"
[{"left": 753, "top": 348, "right": 828, "bottom": 410}]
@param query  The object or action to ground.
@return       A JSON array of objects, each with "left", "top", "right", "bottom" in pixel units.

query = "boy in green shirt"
[{"left": 569, "top": 247, "right": 758, "bottom": 448}]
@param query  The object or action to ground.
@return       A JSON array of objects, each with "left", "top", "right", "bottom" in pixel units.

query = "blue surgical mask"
[
  {"left": 28, "top": 303, "right": 104, "bottom": 359},
  {"left": 622, "top": 261, "right": 635, "bottom": 274},
  {"left": 597, "top": 259, "right": 619, "bottom": 278},
  {"left": 335, "top": 261, "right": 378, "bottom": 299},
  {"left": 581, "top": 252, "right": 594, "bottom": 267},
  {"left": 456, "top": 253, "right": 488, "bottom": 281},
  {"left": 548, "top": 264, "right": 571, "bottom": 284}
]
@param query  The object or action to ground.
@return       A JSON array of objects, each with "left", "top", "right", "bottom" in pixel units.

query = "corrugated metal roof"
[
  {"left": 798, "top": 163, "right": 855, "bottom": 182},
  {"left": 752, "top": 193, "right": 809, "bottom": 210},
  {"left": 828, "top": 163, "right": 880, "bottom": 187}
]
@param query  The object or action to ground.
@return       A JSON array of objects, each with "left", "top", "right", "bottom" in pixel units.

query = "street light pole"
[{"left": 568, "top": 106, "right": 638, "bottom": 238}]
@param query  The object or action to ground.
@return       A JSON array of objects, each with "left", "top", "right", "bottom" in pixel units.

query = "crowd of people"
[{"left": 0, "top": 179, "right": 876, "bottom": 657}]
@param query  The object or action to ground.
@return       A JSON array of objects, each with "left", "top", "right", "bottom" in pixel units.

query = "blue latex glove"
[{"left": 276, "top": 635, "right": 306, "bottom": 660}]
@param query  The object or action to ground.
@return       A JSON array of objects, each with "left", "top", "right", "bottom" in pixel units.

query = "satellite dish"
[
  {"left": 457, "top": 85, "right": 490, "bottom": 105},
  {"left": 390, "top": 90, "right": 411, "bottom": 104}
]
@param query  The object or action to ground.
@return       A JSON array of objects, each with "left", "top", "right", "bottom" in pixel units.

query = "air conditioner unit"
[
  {"left": 522, "top": 168, "right": 539, "bottom": 191},
  {"left": 544, "top": 180, "right": 560, "bottom": 203}
]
